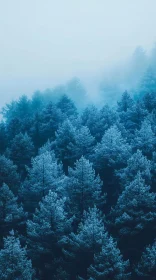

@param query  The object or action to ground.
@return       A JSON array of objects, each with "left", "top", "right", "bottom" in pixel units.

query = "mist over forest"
[
  {"left": 0, "top": 1, "right": 156, "bottom": 279},
  {"left": 1, "top": 44, "right": 156, "bottom": 114}
]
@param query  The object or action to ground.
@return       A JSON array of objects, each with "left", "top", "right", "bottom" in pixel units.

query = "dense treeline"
[{"left": 0, "top": 82, "right": 156, "bottom": 279}]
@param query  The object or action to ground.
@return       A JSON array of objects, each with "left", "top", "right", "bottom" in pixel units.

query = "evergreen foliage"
[
  {"left": 0, "top": 86, "right": 156, "bottom": 279},
  {"left": 135, "top": 241, "right": 156, "bottom": 279},
  {"left": 67, "top": 157, "right": 104, "bottom": 217},
  {"left": 0, "top": 232, "right": 34, "bottom": 280},
  {"left": 88, "top": 236, "right": 130, "bottom": 280}
]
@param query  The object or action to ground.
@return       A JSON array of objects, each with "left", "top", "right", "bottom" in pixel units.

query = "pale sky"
[{"left": 0, "top": 0, "right": 156, "bottom": 106}]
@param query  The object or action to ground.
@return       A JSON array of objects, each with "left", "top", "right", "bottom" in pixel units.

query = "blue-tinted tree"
[
  {"left": 124, "top": 101, "right": 148, "bottom": 132},
  {"left": 0, "top": 155, "right": 20, "bottom": 193},
  {"left": 27, "top": 191, "right": 72, "bottom": 277},
  {"left": 132, "top": 119, "right": 155, "bottom": 158},
  {"left": 135, "top": 241, "right": 156, "bottom": 279},
  {"left": 88, "top": 236, "right": 130, "bottom": 280},
  {"left": 71, "top": 126, "right": 95, "bottom": 160},
  {"left": 116, "top": 150, "right": 152, "bottom": 187},
  {"left": 109, "top": 173, "right": 156, "bottom": 260},
  {"left": 57, "top": 94, "right": 78, "bottom": 119},
  {"left": 7, "top": 132, "right": 34, "bottom": 174},
  {"left": 39, "top": 102, "right": 63, "bottom": 143},
  {"left": 117, "top": 91, "right": 134, "bottom": 113},
  {"left": 141, "top": 92, "right": 156, "bottom": 113},
  {"left": 94, "top": 125, "right": 131, "bottom": 207},
  {"left": 139, "top": 67, "right": 156, "bottom": 96},
  {"left": 94, "top": 126, "right": 131, "bottom": 172},
  {"left": 60, "top": 207, "right": 107, "bottom": 279},
  {"left": 21, "top": 151, "right": 66, "bottom": 210},
  {"left": 67, "top": 156, "right": 104, "bottom": 218},
  {"left": 0, "top": 184, "right": 26, "bottom": 237},
  {"left": 81, "top": 105, "right": 102, "bottom": 142},
  {"left": 53, "top": 120, "right": 76, "bottom": 173},
  {"left": 0, "top": 232, "right": 34, "bottom": 280},
  {"left": 99, "top": 105, "right": 118, "bottom": 137}
]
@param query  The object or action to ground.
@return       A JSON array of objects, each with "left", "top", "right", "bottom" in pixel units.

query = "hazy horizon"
[{"left": 0, "top": 0, "right": 156, "bottom": 107}]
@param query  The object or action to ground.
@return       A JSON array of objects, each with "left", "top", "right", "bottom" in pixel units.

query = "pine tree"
[
  {"left": 94, "top": 125, "right": 131, "bottom": 171},
  {"left": 94, "top": 125, "right": 131, "bottom": 208},
  {"left": 117, "top": 91, "right": 134, "bottom": 113},
  {"left": 109, "top": 173, "right": 156, "bottom": 261},
  {"left": 2, "top": 96, "right": 31, "bottom": 132},
  {"left": 3, "top": 96, "right": 33, "bottom": 140},
  {"left": 72, "top": 126, "right": 95, "bottom": 160},
  {"left": 110, "top": 173, "right": 156, "bottom": 237},
  {"left": 116, "top": 150, "right": 152, "bottom": 186},
  {"left": 139, "top": 67, "right": 156, "bottom": 96},
  {"left": 7, "top": 132, "right": 34, "bottom": 173},
  {"left": 57, "top": 94, "right": 78, "bottom": 118},
  {"left": 0, "top": 155, "right": 20, "bottom": 193},
  {"left": 27, "top": 191, "right": 72, "bottom": 256},
  {"left": 60, "top": 207, "right": 107, "bottom": 279},
  {"left": 53, "top": 119, "right": 76, "bottom": 173},
  {"left": 27, "top": 191, "right": 72, "bottom": 278},
  {"left": 16, "top": 95, "right": 31, "bottom": 119},
  {"left": 67, "top": 156, "right": 104, "bottom": 218},
  {"left": 0, "top": 184, "right": 26, "bottom": 237},
  {"left": 125, "top": 100, "right": 148, "bottom": 131},
  {"left": 88, "top": 236, "right": 130, "bottom": 280},
  {"left": 81, "top": 105, "right": 102, "bottom": 142},
  {"left": 142, "top": 92, "right": 156, "bottom": 113},
  {"left": 71, "top": 207, "right": 106, "bottom": 253},
  {"left": 39, "top": 102, "right": 63, "bottom": 143},
  {"left": 135, "top": 241, "right": 156, "bottom": 279},
  {"left": 0, "top": 232, "right": 34, "bottom": 280},
  {"left": 99, "top": 105, "right": 118, "bottom": 136},
  {"left": 6, "top": 117, "right": 22, "bottom": 140},
  {"left": 22, "top": 151, "right": 66, "bottom": 209},
  {"left": 1, "top": 100, "right": 17, "bottom": 123},
  {"left": 117, "top": 91, "right": 135, "bottom": 131},
  {"left": 133, "top": 119, "right": 155, "bottom": 158}
]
